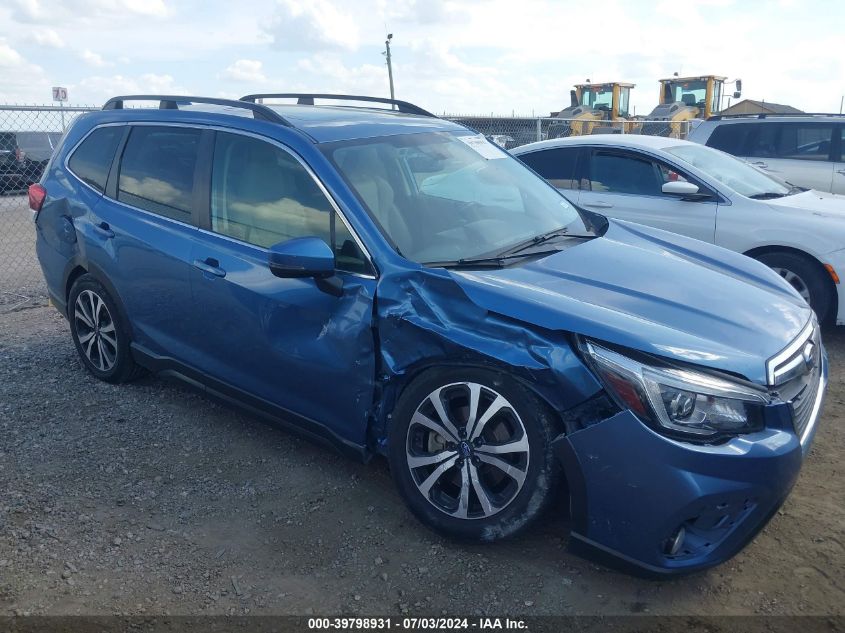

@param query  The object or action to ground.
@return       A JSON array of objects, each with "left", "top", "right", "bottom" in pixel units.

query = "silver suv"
[{"left": 688, "top": 114, "right": 845, "bottom": 193}]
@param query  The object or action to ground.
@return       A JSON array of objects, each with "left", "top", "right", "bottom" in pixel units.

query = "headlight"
[{"left": 582, "top": 340, "right": 770, "bottom": 441}]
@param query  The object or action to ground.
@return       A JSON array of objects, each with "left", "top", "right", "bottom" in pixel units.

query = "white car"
[{"left": 512, "top": 135, "right": 845, "bottom": 324}]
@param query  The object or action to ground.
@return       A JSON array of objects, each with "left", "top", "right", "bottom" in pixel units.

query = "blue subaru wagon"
[{"left": 32, "top": 94, "right": 827, "bottom": 576}]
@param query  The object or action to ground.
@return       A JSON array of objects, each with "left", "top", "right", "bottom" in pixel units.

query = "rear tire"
[
  {"left": 388, "top": 367, "right": 560, "bottom": 542},
  {"left": 68, "top": 274, "right": 142, "bottom": 383},
  {"left": 756, "top": 251, "right": 832, "bottom": 322}
]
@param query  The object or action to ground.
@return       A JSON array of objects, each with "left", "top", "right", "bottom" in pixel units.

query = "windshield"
[
  {"left": 665, "top": 143, "right": 791, "bottom": 198},
  {"left": 324, "top": 132, "right": 592, "bottom": 264},
  {"left": 581, "top": 86, "right": 613, "bottom": 112}
]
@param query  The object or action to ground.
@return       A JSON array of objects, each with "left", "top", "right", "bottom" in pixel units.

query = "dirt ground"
[{"left": 0, "top": 305, "right": 843, "bottom": 617}]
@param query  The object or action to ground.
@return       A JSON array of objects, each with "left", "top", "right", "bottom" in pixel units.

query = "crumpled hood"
[
  {"left": 766, "top": 189, "right": 845, "bottom": 217},
  {"left": 451, "top": 220, "right": 812, "bottom": 385}
]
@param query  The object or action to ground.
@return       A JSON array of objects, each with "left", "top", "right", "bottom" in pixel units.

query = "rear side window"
[
  {"left": 519, "top": 148, "right": 579, "bottom": 189},
  {"left": 68, "top": 126, "right": 123, "bottom": 192},
  {"left": 118, "top": 126, "right": 201, "bottom": 221},
  {"left": 705, "top": 123, "right": 752, "bottom": 156}
]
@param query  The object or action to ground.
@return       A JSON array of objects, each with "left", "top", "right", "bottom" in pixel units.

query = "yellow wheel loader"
[
  {"left": 643, "top": 75, "right": 741, "bottom": 138},
  {"left": 550, "top": 81, "right": 635, "bottom": 138}
]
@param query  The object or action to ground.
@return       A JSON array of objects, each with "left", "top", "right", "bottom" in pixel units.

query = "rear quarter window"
[{"left": 67, "top": 126, "right": 123, "bottom": 192}]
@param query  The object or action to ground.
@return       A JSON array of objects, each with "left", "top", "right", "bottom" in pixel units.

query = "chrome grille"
[
  {"left": 767, "top": 320, "right": 823, "bottom": 443},
  {"left": 791, "top": 365, "right": 821, "bottom": 441}
]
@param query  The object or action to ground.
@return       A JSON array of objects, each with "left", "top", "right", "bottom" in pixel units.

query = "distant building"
[{"left": 720, "top": 99, "right": 804, "bottom": 116}]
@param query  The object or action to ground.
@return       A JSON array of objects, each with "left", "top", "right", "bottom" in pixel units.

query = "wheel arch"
[
  {"left": 743, "top": 244, "right": 837, "bottom": 321},
  {"left": 64, "top": 260, "right": 136, "bottom": 338},
  {"left": 371, "top": 353, "right": 594, "bottom": 456}
]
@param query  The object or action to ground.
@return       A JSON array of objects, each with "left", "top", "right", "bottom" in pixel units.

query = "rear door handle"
[
  {"left": 193, "top": 257, "right": 226, "bottom": 278},
  {"left": 751, "top": 161, "right": 769, "bottom": 169},
  {"left": 93, "top": 221, "right": 114, "bottom": 238},
  {"left": 583, "top": 201, "right": 613, "bottom": 209},
  {"left": 837, "top": 169, "right": 845, "bottom": 175}
]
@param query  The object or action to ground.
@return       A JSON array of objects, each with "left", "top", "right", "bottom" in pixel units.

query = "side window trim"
[
  {"left": 192, "top": 129, "right": 215, "bottom": 230},
  {"left": 104, "top": 126, "right": 130, "bottom": 200},
  {"left": 200, "top": 129, "right": 377, "bottom": 278}
]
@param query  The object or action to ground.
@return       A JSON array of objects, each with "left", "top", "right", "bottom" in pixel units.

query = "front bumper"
[{"left": 554, "top": 352, "right": 827, "bottom": 576}]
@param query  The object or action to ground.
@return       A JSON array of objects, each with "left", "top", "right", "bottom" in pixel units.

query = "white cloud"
[
  {"left": 75, "top": 73, "right": 185, "bottom": 102},
  {"left": 267, "top": 0, "right": 360, "bottom": 50},
  {"left": 9, "top": 0, "right": 167, "bottom": 23},
  {"left": 80, "top": 49, "right": 112, "bottom": 68},
  {"left": 221, "top": 59, "right": 267, "bottom": 83},
  {"left": 0, "top": 39, "right": 51, "bottom": 103},
  {"left": 32, "top": 28, "right": 64, "bottom": 48}
]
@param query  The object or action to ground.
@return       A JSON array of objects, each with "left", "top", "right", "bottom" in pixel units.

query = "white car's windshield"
[
  {"left": 325, "top": 132, "right": 595, "bottom": 265},
  {"left": 665, "top": 143, "right": 792, "bottom": 199}
]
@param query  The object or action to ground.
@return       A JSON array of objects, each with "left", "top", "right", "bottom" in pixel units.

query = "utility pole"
[{"left": 384, "top": 33, "right": 395, "bottom": 108}]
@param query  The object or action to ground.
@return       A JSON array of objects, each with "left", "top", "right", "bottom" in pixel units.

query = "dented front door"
[{"left": 187, "top": 231, "right": 377, "bottom": 447}]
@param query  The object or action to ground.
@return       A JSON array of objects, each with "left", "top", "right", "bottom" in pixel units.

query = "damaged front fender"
[{"left": 370, "top": 267, "right": 604, "bottom": 449}]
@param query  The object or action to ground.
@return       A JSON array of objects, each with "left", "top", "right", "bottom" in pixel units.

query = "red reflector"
[{"left": 29, "top": 183, "right": 47, "bottom": 213}]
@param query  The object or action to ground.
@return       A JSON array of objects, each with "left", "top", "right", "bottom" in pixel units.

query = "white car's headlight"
[{"left": 582, "top": 340, "right": 770, "bottom": 441}]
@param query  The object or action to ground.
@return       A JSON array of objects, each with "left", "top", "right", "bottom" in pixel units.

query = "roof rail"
[
  {"left": 239, "top": 93, "right": 436, "bottom": 117},
  {"left": 102, "top": 95, "right": 292, "bottom": 126},
  {"left": 708, "top": 112, "right": 845, "bottom": 121}
]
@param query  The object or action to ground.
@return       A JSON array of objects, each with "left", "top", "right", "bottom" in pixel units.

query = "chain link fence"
[
  {"left": 0, "top": 106, "right": 96, "bottom": 311},
  {"left": 0, "top": 105, "right": 691, "bottom": 312},
  {"left": 444, "top": 116, "right": 693, "bottom": 149}
]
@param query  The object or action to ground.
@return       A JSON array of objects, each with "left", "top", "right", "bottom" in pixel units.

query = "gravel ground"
[{"left": 1, "top": 305, "right": 843, "bottom": 617}]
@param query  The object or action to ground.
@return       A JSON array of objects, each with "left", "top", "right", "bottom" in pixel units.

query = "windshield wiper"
[
  {"left": 748, "top": 192, "right": 788, "bottom": 200},
  {"left": 423, "top": 248, "right": 564, "bottom": 270},
  {"left": 497, "top": 226, "right": 596, "bottom": 258}
]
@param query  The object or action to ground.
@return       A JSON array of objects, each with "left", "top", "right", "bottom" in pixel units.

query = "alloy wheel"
[
  {"left": 74, "top": 289, "right": 118, "bottom": 372},
  {"left": 772, "top": 267, "right": 812, "bottom": 304},
  {"left": 405, "top": 382, "right": 530, "bottom": 520}
]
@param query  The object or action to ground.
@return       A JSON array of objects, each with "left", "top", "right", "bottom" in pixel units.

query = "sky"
[{"left": 1, "top": 0, "right": 844, "bottom": 116}]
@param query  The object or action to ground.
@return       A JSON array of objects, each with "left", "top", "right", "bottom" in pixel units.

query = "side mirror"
[
  {"left": 268, "top": 236, "right": 335, "bottom": 279},
  {"left": 662, "top": 181, "right": 700, "bottom": 196},
  {"left": 735, "top": 79, "right": 742, "bottom": 94},
  {"left": 570, "top": 89, "right": 577, "bottom": 107},
  {"left": 268, "top": 237, "right": 344, "bottom": 296}
]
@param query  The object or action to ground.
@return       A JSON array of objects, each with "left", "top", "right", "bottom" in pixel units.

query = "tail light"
[
  {"left": 29, "top": 183, "right": 47, "bottom": 217},
  {"left": 15, "top": 147, "right": 25, "bottom": 162}
]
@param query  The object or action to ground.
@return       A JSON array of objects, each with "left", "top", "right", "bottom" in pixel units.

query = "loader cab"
[
  {"left": 574, "top": 82, "right": 633, "bottom": 119},
  {"left": 659, "top": 75, "right": 727, "bottom": 119}
]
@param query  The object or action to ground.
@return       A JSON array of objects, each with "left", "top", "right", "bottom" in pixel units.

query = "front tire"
[
  {"left": 388, "top": 367, "right": 560, "bottom": 542},
  {"left": 756, "top": 251, "right": 832, "bottom": 322},
  {"left": 68, "top": 275, "right": 141, "bottom": 383}
]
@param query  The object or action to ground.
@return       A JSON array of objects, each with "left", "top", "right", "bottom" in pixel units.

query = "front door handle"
[
  {"left": 751, "top": 161, "right": 769, "bottom": 169},
  {"left": 93, "top": 221, "right": 114, "bottom": 238},
  {"left": 837, "top": 169, "right": 845, "bottom": 175},
  {"left": 583, "top": 201, "right": 614, "bottom": 209},
  {"left": 193, "top": 257, "right": 226, "bottom": 278}
]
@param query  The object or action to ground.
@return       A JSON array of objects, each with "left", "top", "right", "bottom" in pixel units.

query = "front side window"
[
  {"left": 518, "top": 148, "right": 579, "bottom": 190},
  {"left": 324, "top": 132, "right": 593, "bottom": 265},
  {"left": 118, "top": 126, "right": 201, "bottom": 221},
  {"left": 777, "top": 124, "right": 834, "bottom": 161},
  {"left": 211, "top": 132, "right": 370, "bottom": 273},
  {"left": 587, "top": 151, "right": 662, "bottom": 196},
  {"left": 749, "top": 123, "right": 834, "bottom": 161},
  {"left": 68, "top": 126, "right": 123, "bottom": 193}
]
